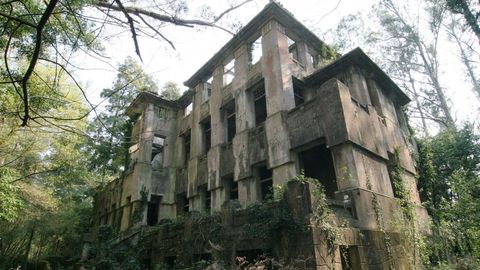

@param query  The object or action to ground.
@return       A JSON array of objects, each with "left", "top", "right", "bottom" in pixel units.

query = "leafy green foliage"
[
  {"left": 417, "top": 124, "right": 480, "bottom": 268},
  {"left": 160, "top": 81, "right": 182, "bottom": 101},
  {"left": 88, "top": 57, "right": 158, "bottom": 178}
]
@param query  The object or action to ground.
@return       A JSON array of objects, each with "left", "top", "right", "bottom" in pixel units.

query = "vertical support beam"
[
  {"left": 261, "top": 19, "right": 295, "bottom": 114},
  {"left": 261, "top": 20, "right": 297, "bottom": 186}
]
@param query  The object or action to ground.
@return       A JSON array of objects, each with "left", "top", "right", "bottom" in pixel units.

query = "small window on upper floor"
[
  {"left": 252, "top": 83, "right": 267, "bottom": 126},
  {"left": 293, "top": 79, "right": 305, "bottom": 106},
  {"left": 184, "top": 102, "right": 193, "bottom": 116},
  {"left": 257, "top": 165, "right": 273, "bottom": 201},
  {"left": 182, "top": 131, "right": 191, "bottom": 165},
  {"left": 249, "top": 36, "right": 262, "bottom": 66},
  {"left": 224, "top": 58, "right": 235, "bottom": 86},
  {"left": 201, "top": 119, "right": 211, "bottom": 153},
  {"left": 223, "top": 99, "right": 236, "bottom": 143},
  {"left": 203, "top": 76, "right": 213, "bottom": 103},
  {"left": 151, "top": 134, "right": 165, "bottom": 170},
  {"left": 287, "top": 36, "right": 298, "bottom": 62}
]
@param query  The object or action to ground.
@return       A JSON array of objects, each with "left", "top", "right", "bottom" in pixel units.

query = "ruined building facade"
[{"left": 91, "top": 2, "right": 429, "bottom": 269}]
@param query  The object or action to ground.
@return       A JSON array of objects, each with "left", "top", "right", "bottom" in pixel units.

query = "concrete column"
[
  {"left": 261, "top": 20, "right": 297, "bottom": 183},
  {"left": 233, "top": 45, "right": 255, "bottom": 132},
  {"left": 261, "top": 19, "right": 295, "bottom": 114},
  {"left": 208, "top": 66, "right": 224, "bottom": 207},
  {"left": 187, "top": 85, "right": 202, "bottom": 198},
  {"left": 211, "top": 66, "right": 226, "bottom": 145}
]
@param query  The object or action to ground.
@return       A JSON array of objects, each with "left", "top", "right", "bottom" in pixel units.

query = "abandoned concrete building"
[{"left": 91, "top": 2, "right": 429, "bottom": 269}]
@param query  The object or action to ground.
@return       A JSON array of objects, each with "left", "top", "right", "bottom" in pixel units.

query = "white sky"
[{"left": 72, "top": 0, "right": 478, "bottom": 125}]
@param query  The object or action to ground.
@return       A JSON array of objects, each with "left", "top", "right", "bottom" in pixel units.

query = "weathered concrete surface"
[{"left": 91, "top": 2, "right": 428, "bottom": 269}]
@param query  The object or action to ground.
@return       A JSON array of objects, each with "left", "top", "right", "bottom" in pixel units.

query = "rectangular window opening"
[
  {"left": 257, "top": 165, "right": 273, "bottom": 201},
  {"left": 287, "top": 36, "right": 298, "bottom": 62},
  {"left": 293, "top": 78, "right": 305, "bottom": 106},
  {"left": 249, "top": 36, "right": 262, "bottom": 66},
  {"left": 151, "top": 134, "right": 165, "bottom": 169},
  {"left": 184, "top": 102, "right": 193, "bottom": 116},
  {"left": 224, "top": 175, "right": 238, "bottom": 201},
  {"left": 252, "top": 83, "right": 267, "bottom": 126},
  {"left": 177, "top": 193, "right": 189, "bottom": 215},
  {"left": 299, "top": 144, "right": 337, "bottom": 199},
  {"left": 203, "top": 76, "right": 213, "bottom": 103},
  {"left": 182, "top": 131, "right": 191, "bottom": 166},
  {"left": 147, "top": 195, "right": 161, "bottom": 226},
  {"left": 224, "top": 100, "right": 236, "bottom": 143},
  {"left": 224, "top": 58, "right": 235, "bottom": 86},
  {"left": 201, "top": 119, "right": 211, "bottom": 153}
]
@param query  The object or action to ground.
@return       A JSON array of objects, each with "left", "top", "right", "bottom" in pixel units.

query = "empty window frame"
[
  {"left": 184, "top": 102, "right": 193, "bottom": 116},
  {"left": 224, "top": 58, "right": 235, "bottom": 86},
  {"left": 182, "top": 131, "right": 191, "bottom": 165},
  {"left": 203, "top": 76, "right": 213, "bottom": 103},
  {"left": 299, "top": 144, "right": 337, "bottom": 199},
  {"left": 287, "top": 35, "right": 298, "bottom": 62},
  {"left": 224, "top": 100, "right": 236, "bottom": 143},
  {"left": 223, "top": 175, "right": 238, "bottom": 201},
  {"left": 151, "top": 134, "right": 165, "bottom": 169},
  {"left": 252, "top": 82, "right": 267, "bottom": 126},
  {"left": 249, "top": 36, "right": 262, "bottom": 66},
  {"left": 200, "top": 185, "right": 211, "bottom": 213},
  {"left": 147, "top": 195, "right": 161, "bottom": 226},
  {"left": 201, "top": 119, "right": 211, "bottom": 153},
  {"left": 293, "top": 78, "right": 305, "bottom": 106},
  {"left": 177, "top": 193, "right": 189, "bottom": 215},
  {"left": 257, "top": 165, "right": 273, "bottom": 201}
]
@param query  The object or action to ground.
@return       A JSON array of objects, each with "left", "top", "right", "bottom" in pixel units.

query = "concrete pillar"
[
  {"left": 259, "top": 20, "right": 298, "bottom": 187},
  {"left": 211, "top": 66, "right": 226, "bottom": 145},
  {"left": 261, "top": 19, "right": 295, "bottom": 114},
  {"left": 233, "top": 45, "right": 255, "bottom": 131},
  {"left": 207, "top": 66, "right": 225, "bottom": 211}
]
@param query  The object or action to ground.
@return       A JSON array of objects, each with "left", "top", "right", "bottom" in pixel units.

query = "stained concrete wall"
[{"left": 92, "top": 10, "right": 428, "bottom": 269}]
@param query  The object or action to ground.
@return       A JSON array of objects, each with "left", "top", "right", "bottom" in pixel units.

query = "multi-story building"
[{"left": 91, "top": 2, "right": 429, "bottom": 269}]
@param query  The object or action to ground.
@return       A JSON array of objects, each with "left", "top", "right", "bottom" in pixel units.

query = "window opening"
[
  {"left": 224, "top": 58, "right": 235, "bottom": 86},
  {"left": 224, "top": 175, "right": 238, "bottom": 201},
  {"left": 182, "top": 131, "right": 191, "bottom": 165},
  {"left": 204, "top": 76, "right": 212, "bottom": 102},
  {"left": 177, "top": 193, "right": 189, "bottom": 215},
  {"left": 151, "top": 134, "right": 164, "bottom": 169},
  {"left": 287, "top": 36, "right": 298, "bottom": 61},
  {"left": 299, "top": 144, "right": 337, "bottom": 199},
  {"left": 257, "top": 165, "right": 273, "bottom": 201},
  {"left": 224, "top": 100, "right": 236, "bottom": 142},
  {"left": 205, "top": 188, "right": 211, "bottom": 213},
  {"left": 252, "top": 83, "right": 267, "bottom": 126},
  {"left": 147, "top": 195, "right": 161, "bottom": 226},
  {"left": 184, "top": 102, "right": 193, "bottom": 116},
  {"left": 201, "top": 119, "right": 211, "bottom": 153},
  {"left": 249, "top": 36, "right": 262, "bottom": 66},
  {"left": 293, "top": 79, "right": 305, "bottom": 106}
]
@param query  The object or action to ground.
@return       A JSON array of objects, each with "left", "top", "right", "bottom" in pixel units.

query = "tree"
[
  {"left": 0, "top": 0, "right": 253, "bottom": 127},
  {"left": 88, "top": 57, "right": 158, "bottom": 179},
  {"left": 417, "top": 124, "right": 480, "bottom": 267},
  {"left": 444, "top": 0, "right": 480, "bottom": 43},
  {"left": 0, "top": 65, "right": 100, "bottom": 269},
  {"left": 160, "top": 81, "right": 181, "bottom": 100}
]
